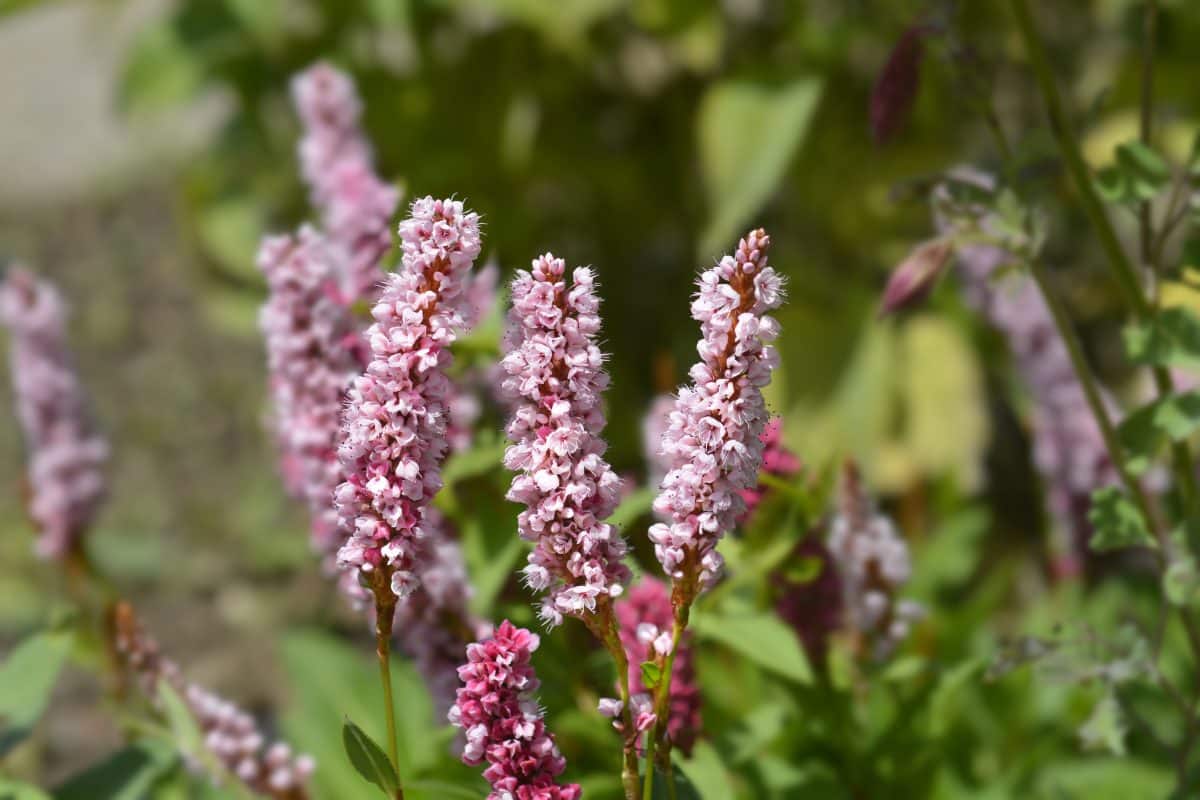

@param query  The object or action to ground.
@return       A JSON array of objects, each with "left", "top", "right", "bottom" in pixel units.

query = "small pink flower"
[
  {"left": 450, "top": 621, "right": 582, "bottom": 800},
  {"left": 112, "top": 604, "right": 313, "bottom": 800},
  {"left": 500, "top": 254, "right": 631, "bottom": 627},
  {"left": 0, "top": 268, "right": 108, "bottom": 560},
  {"left": 615, "top": 577, "right": 702, "bottom": 756}
]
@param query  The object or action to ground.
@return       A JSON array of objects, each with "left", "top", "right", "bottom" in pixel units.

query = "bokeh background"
[{"left": 3, "top": 0, "right": 1199, "bottom": 797}]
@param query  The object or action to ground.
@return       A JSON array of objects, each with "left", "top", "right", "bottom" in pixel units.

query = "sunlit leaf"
[
  {"left": 343, "top": 718, "right": 401, "bottom": 798},
  {"left": 1088, "top": 487, "right": 1156, "bottom": 553},
  {"left": 0, "top": 628, "right": 72, "bottom": 756},
  {"left": 691, "top": 610, "right": 812, "bottom": 684},
  {"left": 1123, "top": 306, "right": 1200, "bottom": 371},
  {"left": 697, "top": 77, "right": 823, "bottom": 257}
]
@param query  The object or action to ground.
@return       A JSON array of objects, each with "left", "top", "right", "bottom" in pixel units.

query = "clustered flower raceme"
[
  {"left": 827, "top": 463, "right": 922, "bottom": 660},
  {"left": 257, "top": 228, "right": 362, "bottom": 558},
  {"left": 111, "top": 603, "right": 313, "bottom": 800},
  {"left": 449, "top": 620, "right": 581, "bottom": 800},
  {"left": 0, "top": 268, "right": 108, "bottom": 560},
  {"left": 611, "top": 576, "right": 702, "bottom": 756},
  {"left": 500, "top": 254, "right": 631, "bottom": 628},
  {"left": 933, "top": 172, "right": 1119, "bottom": 574},
  {"left": 394, "top": 508, "right": 489, "bottom": 714},
  {"left": 650, "top": 229, "right": 784, "bottom": 599},
  {"left": 335, "top": 197, "right": 482, "bottom": 599},
  {"left": 291, "top": 62, "right": 400, "bottom": 302}
]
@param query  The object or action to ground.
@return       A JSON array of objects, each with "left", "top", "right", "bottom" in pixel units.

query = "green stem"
[
  {"left": 644, "top": 604, "right": 690, "bottom": 798},
  {"left": 1009, "top": 0, "right": 1200, "bottom": 519},
  {"left": 599, "top": 613, "right": 643, "bottom": 800},
  {"left": 1025, "top": 259, "right": 1159, "bottom": 534},
  {"left": 374, "top": 591, "right": 404, "bottom": 800}
]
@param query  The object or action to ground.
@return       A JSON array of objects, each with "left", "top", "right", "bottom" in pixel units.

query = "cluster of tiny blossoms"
[
  {"left": 257, "top": 228, "right": 362, "bottom": 557},
  {"left": 500, "top": 254, "right": 630, "bottom": 627},
  {"left": 449, "top": 621, "right": 581, "bottom": 800},
  {"left": 613, "top": 577, "right": 702, "bottom": 756},
  {"left": 112, "top": 604, "right": 313, "bottom": 799},
  {"left": 827, "top": 465, "right": 922, "bottom": 660},
  {"left": 335, "top": 197, "right": 482, "bottom": 599},
  {"left": 935, "top": 173, "right": 1118, "bottom": 571},
  {"left": 0, "top": 268, "right": 108, "bottom": 560},
  {"left": 650, "top": 229, "right": 784, "bottom": 596},
  {"left": 291, "top": 62, "right": 399, "bottom": 302}
]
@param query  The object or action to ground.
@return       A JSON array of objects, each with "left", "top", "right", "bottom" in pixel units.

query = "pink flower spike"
[
  {"left": 257, "top": 227, "right": 361, "bottom": 563},
  {"left": 649, "top": 229, "right": 785, "bottom": 599},
  {"left": 0, "top": 268, "right": 108, "bottom": 561},
  {"left": 450, "top": 621, "right": 582, "bottom": 800},
  {"left": 291, "top": 62, "right": 400, "bottom": 304},
  {"left": 500, "top": 254, "right": 631, "bottom": 628},
  {"left": 335, "top": 197, "right": 482, "bottom": 599}
]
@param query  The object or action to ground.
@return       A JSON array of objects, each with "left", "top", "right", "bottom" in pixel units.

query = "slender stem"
[
  {"left": 1138, "top": 0, "right": 1158, "bottom": 275},
  {"left": 643, "top": 602, "right": 690, "bottom": 798},
  {"left": 596, "top": 611, "right": 642, "bottom": 800},
  {"left": 1009, "top": 0, "right": 1200, "bottom": 520},
  {"left": 1026, "top": 258, "right": 1159, "bottom": 532},
  {"left": 373, "top": 588, "right": 404, "bottom": 800}
]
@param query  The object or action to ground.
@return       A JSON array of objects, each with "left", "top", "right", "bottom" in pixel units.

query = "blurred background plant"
[{"left": 3, "top": 0, "right": 1200, "bottom": 798}]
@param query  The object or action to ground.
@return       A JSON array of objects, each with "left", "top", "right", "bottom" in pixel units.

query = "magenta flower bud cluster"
[
  {"left": 615, "top": 577, "right": 702, "bottom": 756},
  {"left": 0, "top": 268, "right": 108, "bottom": 560},
  {"left": 448, "top": 621, "right": 581, "bottom": 800},
  {"left": 500, "top": 254, "right": 631, "bottom": 627},
  {"left": 934, "top": 173, "right": 1118, "bottom": 571},
  {"left": 291, "top": 62, "right": 399, "bottom": 302},
  {"left": 394, "top": 509, "right": 488, "bottom": 714},
  {"left": 827, "top": 466, "right": 922, "bottom": 660},
  {"left": 257, "top": 228, "right": 362, "bottom": 559},
  {"left": 649, "top": 229, "right": 784, "bottom": 593},
  {"left": 112, "top": 605, "right": 313, "bottom": 799},
  {"left": 335, "top": 197, "right": 482, "bottom": 599}
]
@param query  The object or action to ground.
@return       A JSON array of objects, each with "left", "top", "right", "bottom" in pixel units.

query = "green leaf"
[
  {"left": 1088, "top": 488, "right": 1156, "bottom": 553},
  {"left": 195, "top": 197, "right": 266, "bottom": 284},
  {"left": 0, "top": 779, "right": 51, "bottom": 800},
  {"left": 1078, "top": 691, "right": 1127, "bottom": 756},
  {"left": 157, "top": 680, "right": 205, "bottom": 763},
  {"left": 1095, "top": 166, "right": 1134, "bottom": 205},
  {"left": 1123, "top": 307, "right": 1200, "bottom": 371},
  {"left": 1164, "top": 529, "right": 1200, "bottom": 608},
  {"left": 1116, "top": 141, "right": 1170, "bottom": 196},
  {"left": 0, "top": 628, "right": 72, "bottom": 756},
  {"left": 691, "top": 610, "right": 812, "bottom": 684},
  {"left": 1118, "top": 391, "right": 1200, "bottom": 474},
  {"left": 640, "top": 661, "right": 663, "bottom": 691},
  {"left": 119, "top": 22, "right": 205, "bottom": 114},
  {"left": 697, "top": 77, "right": 823, "bottom": 256},
  {"left": 645, "top": 765, "right": 703, "bottom": 800},
  {"left": 52, "top": 741, "right": 178, "bottom": 800},
  {"left": 343, "top": 718, "right": 401, "bottom": 798},
  {"left": 676, "top": 740, "right": 737, "bottom": 800}
]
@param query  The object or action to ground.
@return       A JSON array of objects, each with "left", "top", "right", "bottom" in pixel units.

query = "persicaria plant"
[{"left": 11, "top": 6, "right": 1200, "bottom": 796}]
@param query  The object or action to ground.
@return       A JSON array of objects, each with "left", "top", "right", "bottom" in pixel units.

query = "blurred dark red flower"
[{"left": 871, "top": 25, "right": 937, "bottom": 145}]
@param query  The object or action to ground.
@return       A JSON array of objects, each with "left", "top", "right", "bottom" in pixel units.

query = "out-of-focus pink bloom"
[
  {"left": 335, "top": 198, "right": 482, "bottom": 599},
  {"left": 614, "top": 577, "right": 701, "bottom": 756},
  {"left": 738, "top": 417, "right": 803, "bottom": 524},
  {"left": 291, "top": 62, "right": 400, "bottom": 304},
  {"left": 0, "top": 268, "right": 108, "bottom": 560},
  {"left": 870, "top": 24, "right": 937, "bottom": 145},
  {"left": 773, "top": 535, "right": 843, "bottom": 663},
  {"left": 449, "top": 621, "right": 581, "bottom": 800},
  {"left": 257, "top": 228, "right": 361, "bottom": 559},
  {"left": 934, "top": 171, "right": 1119, "bottom": 571},
  {"left": 649, "top": 229, "right": 785, "bottom": 600},
  {"left": 827, "top": 464, "right": 921, "bottom": 661},
  {"left": 877, "top": 238, "right": 954, "bottom": 317},
  {"left": 112, "top": 604, "right": 314, "bottom": 800},
  {"left": 500, "top": 254, "right": 630, "bottom": 628},
  {"left": 642, "top": 394, "right": 677, "bottom": 487}
]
